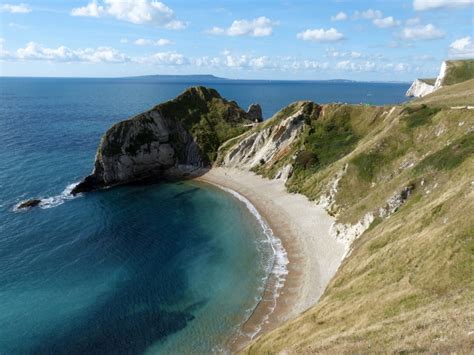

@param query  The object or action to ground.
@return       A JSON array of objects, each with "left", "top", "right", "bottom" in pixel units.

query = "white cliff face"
[
  {"left": 434, "top": 61, "right": 447, "bottom": 90},
  {"left": 318, "top": 164, "right": 348, "bottom": 212},
  {"left": 406, "top": 60, "right": 449, "bottom": 98},
  {"left": 221, "top": 105, "right": 308, "bottom": 169},
  {"left": 405, "top": 79, "right": 435, "bottom": 98}
]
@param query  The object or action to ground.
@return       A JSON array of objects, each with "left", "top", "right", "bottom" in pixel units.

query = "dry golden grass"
[
  {"left": 242, "top": 80, "right": 474, "bottom": 353},
  {"left": 414, "top": 79, "right": 474, "bottom": 107}
]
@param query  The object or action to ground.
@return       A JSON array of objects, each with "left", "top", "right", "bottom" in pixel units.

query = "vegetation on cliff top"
[
  {"left": 441, "top": 59, "right": 474, "bottom": 86},
  {"left": 157, "top": 86, "right": 252, "bottom": 163}
]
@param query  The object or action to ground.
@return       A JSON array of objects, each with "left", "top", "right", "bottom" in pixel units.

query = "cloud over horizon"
[
  {"left": 297, "top": 28, "right": 344, "bottom": 42},
  {"left": 208, "top": 17, "right": 275, "bottom": 37},
  {"left": 71, "top": 0, "right": 186, "bottom": 29},
  {"left": 0, "top": 3, "right": 31, "bottom": 13},
  {"left": 413, "top": 0, "right": 474, "bottom": 11}
]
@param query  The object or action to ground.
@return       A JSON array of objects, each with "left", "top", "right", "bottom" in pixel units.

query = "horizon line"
[{"left": 0, "top": 74, "right": 412, "bottom": 84}]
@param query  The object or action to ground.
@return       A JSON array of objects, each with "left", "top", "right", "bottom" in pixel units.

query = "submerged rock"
[
  {"left": 72, "top": 86, "right": 258, "bottom": 194},
  {"left": 17, "top": 199, "right": 41, "bottom": 209}
]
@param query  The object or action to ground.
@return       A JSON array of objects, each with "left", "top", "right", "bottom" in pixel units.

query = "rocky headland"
[{"left": 70, "top": 86, "right": 262, "bottom": 194}]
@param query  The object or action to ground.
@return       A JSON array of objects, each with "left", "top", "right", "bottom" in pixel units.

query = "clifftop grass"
[
  {"left": 158, "top": 86, "right": 252, "bottom": 163},
  {"left": 441, "top": 59, "right": 474, "bottom": 86}
]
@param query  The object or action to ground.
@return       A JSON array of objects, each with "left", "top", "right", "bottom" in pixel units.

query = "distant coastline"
[{"left": 0, "top": 74, "right": 412, "bottom": 84}]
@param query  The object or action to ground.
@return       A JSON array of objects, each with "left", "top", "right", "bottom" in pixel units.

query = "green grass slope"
[
  {"left": 441, "top": 59, "right": 474, "bottom": 86},
  {"left": 243, "top": 81, "right": 474, "bottom": 353},
  {"left": 157, "top": 86, "right": 253, "bottom": 163}
]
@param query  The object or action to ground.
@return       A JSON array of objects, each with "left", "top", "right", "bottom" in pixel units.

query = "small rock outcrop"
[
  {"left": 17, "top": 199, "right": 41, "bottom": 209},
  {"left": 72, "top": 87, "right": 257, "bottom": 194},
  {"left": 246, "top": 103, "right": 263, "bottom": 122}
]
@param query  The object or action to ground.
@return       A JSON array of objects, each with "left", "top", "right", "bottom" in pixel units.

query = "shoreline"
[{"left": 195, "top": 168, "right": 347, "bottom": 351}]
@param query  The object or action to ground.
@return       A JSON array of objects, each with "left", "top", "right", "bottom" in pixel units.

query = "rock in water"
[
  {"left": 72, "top": 87, "right": 258, "bottom": 194},
  {"left": 246, "top": 103, "right": 263, "bottom": 122},
  {"left": 17, "top": 199, "right": 41, "bottom": 209}
]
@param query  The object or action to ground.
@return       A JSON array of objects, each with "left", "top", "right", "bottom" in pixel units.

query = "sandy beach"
[{"left": 196, "top": 167, "right": 347, "bottom": 349}]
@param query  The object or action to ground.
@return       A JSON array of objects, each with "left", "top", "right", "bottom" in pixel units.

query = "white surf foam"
[
  {"left": 39, "top": 182, "right": 82, "bottom": 209},
  {"left": 218, "top": 186, "right": 289, "bottom": 341},
  {"left": 14, "top": 182, "right": 82, "bottom": 211}
]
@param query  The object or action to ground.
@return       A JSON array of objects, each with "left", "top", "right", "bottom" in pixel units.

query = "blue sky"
[{"left": 0, "top": 0, "right": 473, "bottom": 80}]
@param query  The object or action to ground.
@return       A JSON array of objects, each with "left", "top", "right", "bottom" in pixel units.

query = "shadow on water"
[
  {"left": 173, "top": 187, "right": 201, "bottom": 199},
  {"left": 13, "top": 184, "right": 216, "bottom": 354},
  {"left": 30, "top": 292, "right": 196, "bottom": 355}
]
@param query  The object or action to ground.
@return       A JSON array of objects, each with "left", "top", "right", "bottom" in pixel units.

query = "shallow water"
[{"left": 0, "top": 77, "right": 408, "bottom": 353}]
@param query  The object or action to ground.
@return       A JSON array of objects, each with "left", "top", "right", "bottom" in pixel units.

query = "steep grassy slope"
[
  {"left": 239, "top": 81, "right": 474, "bottom": 353},
  {"left": 441, "top": 60, "right": 474, "bottom": 86}
]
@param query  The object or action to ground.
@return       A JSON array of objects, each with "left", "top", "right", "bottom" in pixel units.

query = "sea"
[{"left": 0, "top": 77, "right": 410, "bottom": 354}]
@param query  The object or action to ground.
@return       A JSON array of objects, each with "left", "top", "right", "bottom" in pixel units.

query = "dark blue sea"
[{"left": 0, "top": 77, "right": 409, "bottom": 353}]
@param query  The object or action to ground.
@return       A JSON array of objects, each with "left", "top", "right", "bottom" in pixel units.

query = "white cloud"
[
  {"left": 2, "top": 41, "right": 190, "bottom": 66},
  {"left": 4, "top": 42, "right": 129, "bottom": 63},
  {"left": 133, "top": 38, "right": 172, "bottom": 46},
  {"left": 400, "top": 24, "right": 444, "bottom": 40},
  {"left": 331, "top": 11, "right": 347, "bottom": 21},
  {"left": 353, "top": 9, "right": 383, "bottom": 20},
  {"left": 8, "top": 22, "right": 28, "bottom": 30},
  {"left": 413, "top": 0, "right": 474, "bottom": 11},
  {"left": 353, "top": 9, "right": 399, "bottom": 28},
  {"left": 290, "top": 60, "right": 329, "bottom": 70},
  {"left": 449, "top": 36, "right": 474, "bottom": 58},
  {"left": 336, "top": 60, "right": 377, "bottom": 72},
  {"left": 297, "top": 28, "right": 344, "bottom": 42},
  {"left": 224, "top": 54, "right": 272, "bottom": 69},
  {"left": 373, "top": 16, "right": 399, "bottom": 28},
  {"left": 71, "top": 0, "right": 186, "bottom": 29},
  {"left": 120, "top": 38, "right": 128, "bottom": 43},
  {"left": 139, "top": 51, "right": 187, "bottom": 65},
  {"left": 0, "top": 3, "right": 31, "bottom": 13},
  {"left": 406, "top": 17, "right": 420, "bottom": 26},
  {"left": 209, "top": 17, "right": 275, "bottom": 37},
  {"left": 192, "top": 56, "right": 222, "bottom": 68},
  {"left": 334, "top": 60, "right": 414, "bottom": 73},
  {"left": 326, "top": 48, "right": 363, "bottom": 58},
  {"left": 71, "top": 0, "right": 104, "bottom": 17}
]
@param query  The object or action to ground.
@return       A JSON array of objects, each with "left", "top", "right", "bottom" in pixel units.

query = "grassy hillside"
[
  {"left": 416, "top": 79, "right": 474, "bottom": 107},
  {"left": 241, "top": 80, "right": 474, "bottom": 353},
  {"left": 441, "top": 60, "right": 474, "bottom": 86}
]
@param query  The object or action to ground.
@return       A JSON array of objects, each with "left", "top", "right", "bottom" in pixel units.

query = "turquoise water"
[{"left": 0, "top": 77, "right": 409, "bottom": 353}]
